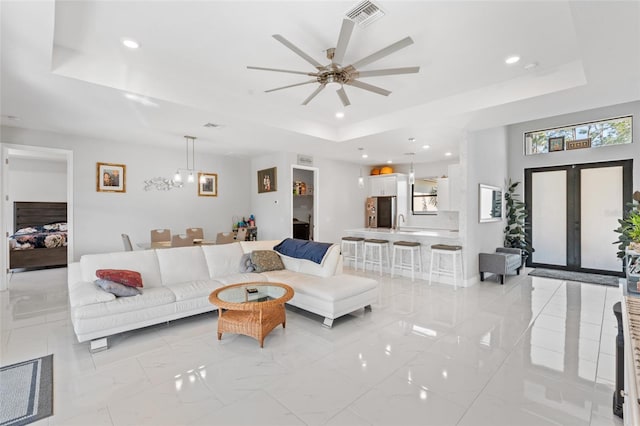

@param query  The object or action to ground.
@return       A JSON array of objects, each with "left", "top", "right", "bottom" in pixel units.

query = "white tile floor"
[{"left": 0, "top": 267, "right": 625, "bottom": 426}]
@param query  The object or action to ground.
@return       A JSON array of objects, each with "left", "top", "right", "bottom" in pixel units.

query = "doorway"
[
  {"left": 525, "top": 159, "right": 632, "bottom": 276},
  {"left": 291, "top": 165, "right": 318, "bottom": 240},
  {"left": 1, "top": 144, "right": 74, "bottom": 290}
]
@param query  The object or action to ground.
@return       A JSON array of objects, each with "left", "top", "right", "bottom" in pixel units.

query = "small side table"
[{"left": 208, "top": 282, "right": 293, "bottom": 347}]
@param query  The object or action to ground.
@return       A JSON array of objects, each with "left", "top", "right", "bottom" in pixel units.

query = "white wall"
[
  {"left": 461, "top": 127, "right": 509, "bottom": 282},
  {"left": 8, "top": 158, "right": 66, "bottom": 203},
  {"left": 251, "top": 152, "right": 364, "bottom": 244},
  {"left": 7, "top": 157, "right": 67, "bottom": 234},
  {"left": 250, "top": 152, "right": 291, "bottom": 241},
  {"left": 1, "top": 126, "right": 251, "bottom": 259},
  {"left": 507, "top": 101, "right": 640, "bottom": 190}
]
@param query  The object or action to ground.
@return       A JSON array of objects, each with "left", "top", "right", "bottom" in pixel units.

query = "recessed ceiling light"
[
  {"left": 362, "top": 154, "right": 368, "bottom": 159},
  {"left": 422, "top": 145, "right": 430, "bottom": 149},
  {"left": 122, "top": 38, "right": 140, "bottom": 49},
  {"left": 335, "top": 112, "right": 345, "bottom": 119},
  {"left": 387, "top": 160, "right": 392, "bottom": 164},
  {"left": 505, "top": 55, "right": 520, "bottom": 65},
  {"left": 524, "top": 62, "right": 538, "bottom": 70},
  {"left": 444, "top": 152, "right": 452, "bottom": 156}
]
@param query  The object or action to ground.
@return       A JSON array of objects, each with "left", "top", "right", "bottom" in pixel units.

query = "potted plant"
[
  {"left": 503, "top": 179, "right": 534, "bottom": 264},
  {"left": 614, "top": 191, "right": 640, "bottom": 259}
]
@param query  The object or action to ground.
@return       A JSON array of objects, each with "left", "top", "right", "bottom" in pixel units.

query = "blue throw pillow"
[
  {"left": 273, "top": 238, "right": 332, "bottom": 264},
  {"left": 95, "top": 279, "right": 141, "bottom": 297}
]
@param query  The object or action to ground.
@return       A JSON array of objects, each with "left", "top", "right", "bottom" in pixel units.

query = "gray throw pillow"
[
  {"left": 95, "top": 279, "right": 141, "bottom": 297},
  {"left": 250, "top": 250, "right": 284, "bottom": 273},
  {"left": 239, "top": 253, "right": 256, "bottom": 273}
]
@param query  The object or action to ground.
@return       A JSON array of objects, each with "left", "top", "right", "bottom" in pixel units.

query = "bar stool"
[
  {"left": 341, "top": 236, "right": 365, "bottom": 270},
  {"left": 429, "top": 244, "right": 464, "bottom": 289},
  {"left": 363, "top": 239, "right": 390, "bottom": 276},
  {"left": 391, "top": 241, "right": 422, "bottom": 282}
]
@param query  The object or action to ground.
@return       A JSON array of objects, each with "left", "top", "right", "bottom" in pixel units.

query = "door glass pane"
[
  {"left": 532, "top": 170, "right": 567, "bottom": 266},
  {"left": 580, "top": 166, "right": 623, "bottom": 272}
]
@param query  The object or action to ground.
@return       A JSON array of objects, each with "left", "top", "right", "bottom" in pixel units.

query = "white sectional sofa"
[{"left": 67, "top": 240, "right": 378, "bottom": 350}]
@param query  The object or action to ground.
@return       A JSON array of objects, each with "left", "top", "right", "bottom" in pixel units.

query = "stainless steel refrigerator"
[{"left": 365, "top": 196, "right": 396, "bottom": 229}]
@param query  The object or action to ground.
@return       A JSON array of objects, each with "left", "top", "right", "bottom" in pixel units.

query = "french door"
[{"left": 525, "top": 159, "right": 632, "bottom": 276}]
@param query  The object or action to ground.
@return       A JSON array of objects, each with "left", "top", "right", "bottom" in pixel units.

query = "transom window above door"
[{"left": 524, "top": 115, "right": 632, "bottom": 155}]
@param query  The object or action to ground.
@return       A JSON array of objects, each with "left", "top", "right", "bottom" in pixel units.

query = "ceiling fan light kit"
[{"left": 248, "top": 17, "right": 419, "bottom": 107}]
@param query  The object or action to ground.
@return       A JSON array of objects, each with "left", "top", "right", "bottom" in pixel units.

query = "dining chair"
[
  {"left": 235, "top": 228, "right": 248, "bottom": 242},
  {"left": 151, "top": 229, "right": 171, "bottom": 243},
  {"left": 216, "top": 232, "right": 236, "bottom": 245},
  {"left": 121, "top": 234, "right": 133, "bottom": 251},
  {"left": 171, "top": 234, "right": 194, "bottom": 247},
  {"left": 186, "top": 227, "right": 204, "bottom": 240}
]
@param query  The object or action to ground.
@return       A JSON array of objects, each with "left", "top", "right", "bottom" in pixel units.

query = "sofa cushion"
[
  {"left": 251, "top": 250, "right": 284, "bottom": 272},
  {"left": 201, "top": 243, "right": 244, "bottom": 278},
  {"left": 96, "top": 269, "right": 143, "bottom": 288},
  {"left": 73, "top": 287, "right": 176, "bottom": 319},
  {"left": 95, "top": 279, "right": 141, "bottom": 297},
  {"left": 212, "top": 272, "right": 268, "bottom": 286},
  {"left": 80, "top": 250, "right": 162, "bottom": 287},
  {"left": 239, "top": 240, "right": 282, "bottom": 254},
  {"left": 168, "top": 279, "right": 222, "bottom": 302},
  {"left": 261, "top": 270, "right": 378, "bottom": 302},
  {"left": 156, "top": 246, "right": 210, "bottom": 286},
  {"left": 277, "top": 245, "right": 341, "bottom": 278},
  {"left": 69, "top": 282, "right": 116, "bottom": 308}
]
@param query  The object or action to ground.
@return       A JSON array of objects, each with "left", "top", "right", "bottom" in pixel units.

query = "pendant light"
[
  {"left": 409, "top": 162, "right": 415, "bottom": 185},
  {"left": 358, "top": 167, "right": 364, "bottom": 188},
  {"left": 174, "top": 135, "right": 199, "bottom": 184}
]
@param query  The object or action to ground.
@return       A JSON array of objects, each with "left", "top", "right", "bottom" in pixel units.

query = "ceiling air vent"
[{"left": 345, "top": 0, "right": 385, "bottom": 28}]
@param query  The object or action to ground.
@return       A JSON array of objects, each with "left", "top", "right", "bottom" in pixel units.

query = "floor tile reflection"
[{"left": 0, "top": 266, "right": 623, "bottom": 425}]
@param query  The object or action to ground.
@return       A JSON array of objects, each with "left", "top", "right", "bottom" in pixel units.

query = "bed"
[{"left": 9, "top": 202, "right": 68, "bottom": 270}]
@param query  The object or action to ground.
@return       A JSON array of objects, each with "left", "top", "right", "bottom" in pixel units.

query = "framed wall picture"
[
  {"left": 96, "top": 162, "right": 126, "bottom": 192},
  {"left": 566, "top": 138, "right": 592, "bottom": 150},
  {"left": 198, "top": 173, "right": 218, "bottom": 197},
  {"left": 548, "top": 136, "right": 565, "bottom": 152},
  {"left": 257, "top": 167, "right": 277, "bottom": 193}
]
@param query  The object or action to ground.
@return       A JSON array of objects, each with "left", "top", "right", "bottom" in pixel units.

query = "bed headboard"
[{"left": 14, "top": 202, "right": 67, "bottom": 232}]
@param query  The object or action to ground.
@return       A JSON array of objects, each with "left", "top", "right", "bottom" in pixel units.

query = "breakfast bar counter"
[
  {"left": 344, "top": 228, "right": 465, "bottom": 285},
  {"left": 345, "top": 227, "right": 460, "bottom": 239}
]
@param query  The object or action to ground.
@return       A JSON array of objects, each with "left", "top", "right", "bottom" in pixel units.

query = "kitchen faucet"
[{"left": 396, "top": 213, "right": 405, "bottom": 230}]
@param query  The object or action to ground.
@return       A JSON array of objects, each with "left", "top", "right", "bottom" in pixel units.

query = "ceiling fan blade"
[
  {"left": 302, "top": 84, "right": 326, "bottom": 105},
  {"left": 350, "top": 37, "right": 414, "bottom": 70},
  {"left": 265, "top": 80, "right": 318, "bottom": 93},
  {"left": 346, "top": 80, "right": 391, "bottom": 96},
  {"left": 332, "top": 19, "right": 355, "bottom": 66},
  {"left": 247, "top": 66, "right": 319, "bottom": 76},
  {"left": 336, "top": 87, "right": 351, "bottom": 107},
  {"left": 356, "top": 66, "right": 420, "bottom": 78},
  {"left": 272, "top": 34, "right": 324, "bottom": 69}
]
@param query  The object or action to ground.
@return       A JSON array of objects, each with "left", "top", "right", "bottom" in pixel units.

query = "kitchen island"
[{"left": 344, "top": 227, "right": 465, "bottom": 286}]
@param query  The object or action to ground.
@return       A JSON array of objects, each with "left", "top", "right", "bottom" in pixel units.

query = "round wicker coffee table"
[{"left": 208, "top": 282, "right": 294, "bottom": 348}]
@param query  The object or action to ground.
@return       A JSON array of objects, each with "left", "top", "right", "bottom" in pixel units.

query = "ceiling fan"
[{"left": 247, "top": 19, "right": 420, "bottom": 106}]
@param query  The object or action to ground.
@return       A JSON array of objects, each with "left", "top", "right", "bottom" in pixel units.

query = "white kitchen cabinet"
[
  {"left": 369, "top": 175, "right": 398, "bottom": 196},
  {"left": 436, "top": 165, "right": 461, "bottom": 211},
  {"left": 437, "top": 178, "right": 450, "bottom": 210}
]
